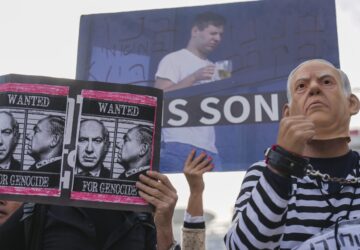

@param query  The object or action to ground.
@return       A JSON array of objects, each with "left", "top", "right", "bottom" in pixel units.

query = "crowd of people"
[{"left": 1, "top": 10, "right": 360, "bottom": 250}]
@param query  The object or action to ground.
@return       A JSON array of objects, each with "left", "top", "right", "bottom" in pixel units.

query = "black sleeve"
[{"left": 0, "top": 206, "right": 26, "bottom": 250}]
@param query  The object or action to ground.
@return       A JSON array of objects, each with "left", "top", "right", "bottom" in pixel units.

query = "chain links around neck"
[{"left": 305, "top": 164, "right": 360, "bottom": 184}]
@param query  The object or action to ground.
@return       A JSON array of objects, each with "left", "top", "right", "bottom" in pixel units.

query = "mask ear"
[
  {"left": 282, "top": 103, "right": 290, "bottom": 118},
  {"left": 349, "top": 94, "right": 360, "bottom": 115}
]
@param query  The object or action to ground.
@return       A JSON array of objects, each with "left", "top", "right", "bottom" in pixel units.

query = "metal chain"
[{"left": 305, "top": 164, "right": 360, "bottom": 185}]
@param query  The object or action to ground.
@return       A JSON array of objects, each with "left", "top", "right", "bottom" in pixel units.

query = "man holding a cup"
[{"left": 155, "top": 11, "right": 228, "bottom": 173}]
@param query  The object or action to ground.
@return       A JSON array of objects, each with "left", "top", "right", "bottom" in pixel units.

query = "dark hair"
[{"left": 192, "top": 11, "right": 226, "bottom": 30}]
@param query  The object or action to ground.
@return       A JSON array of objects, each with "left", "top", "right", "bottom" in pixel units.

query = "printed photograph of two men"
[{"left": 0, "top": 75, "right": 162, "bottom": 212}]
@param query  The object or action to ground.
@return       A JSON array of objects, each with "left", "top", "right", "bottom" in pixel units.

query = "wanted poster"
[
  {"left": 0, "top": 74, "right": 162, "bottom": 212},
  {"left": 0, "top": 82, "right": 68, "bottom": 198},
  {"left": 71, "top": 89, "right": 158, "bottom": 208}
]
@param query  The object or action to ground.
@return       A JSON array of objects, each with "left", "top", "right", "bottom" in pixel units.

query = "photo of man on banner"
[
  {"left": 0, "top": 111, "right": 21, "bottom": 171},
  {"left": 155, "top": 11, "right": 227, "bottom": 173},
  {"left": 116, "top": 125, "right": 153, "bottom": 181},
  {"left": 75, "top": 0, "right": 340, "bottom": 173},
  {"left": 26, "top": 115, "right": 64, "bottom": 173},
  {"left": 75, "top": 119, "right": 111, "bottom": 178}
]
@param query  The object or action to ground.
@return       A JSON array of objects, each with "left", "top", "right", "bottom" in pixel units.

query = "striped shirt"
[{"left": 225, "top": 151, "right": 360, "bottom": 250}]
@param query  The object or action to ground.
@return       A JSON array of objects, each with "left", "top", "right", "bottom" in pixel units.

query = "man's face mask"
[{"left": 285, "top": 61, "right": 360, "bottom": 141}]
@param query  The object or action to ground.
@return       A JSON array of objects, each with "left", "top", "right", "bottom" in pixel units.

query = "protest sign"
[{"left": 0, "top": 74, "right": 162, "bottom": 212}]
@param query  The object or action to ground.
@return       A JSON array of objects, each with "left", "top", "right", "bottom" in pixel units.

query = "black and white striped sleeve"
[{"left": 224, "top": 161, "right": 292, "bottom": 250}]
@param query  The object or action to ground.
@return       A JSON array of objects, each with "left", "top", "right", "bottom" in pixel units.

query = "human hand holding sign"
[{"left": 136, "top": 171, "right": 177, "bottom": 250}]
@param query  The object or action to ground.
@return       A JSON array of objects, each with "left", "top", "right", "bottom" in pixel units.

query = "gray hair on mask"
[{"left": 286, "top": 59, "right": 352, "bottom": 103}]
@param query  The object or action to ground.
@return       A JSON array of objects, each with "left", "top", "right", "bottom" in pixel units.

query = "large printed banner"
[
  {"left": 76, "top": 0, "right": 339, "bottom": 172},
  {"left": 0, "top": 74, "right": 162, "bottom": 212}
]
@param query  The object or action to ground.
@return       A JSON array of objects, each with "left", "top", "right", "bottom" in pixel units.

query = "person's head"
[
  {"left": 26, "top": 115, "right": 65, "bottom": 161},
  {"left": 0, "top": 111, "right": 19, "bottom": 164},
  {"left": 0, "top": 200, "right": 22, "bottom": 225},
  {"left": 189, "top": 12, "right": 226, "bottom": 56},
  {"left": 77, "top": 119, "right": 109, "bottom": 171},
  {"left": 284, "top": 59, "right": 360, "bottom": 140},
  {"left": 116, "top": 125, "right": 152, "bottom": 170}
]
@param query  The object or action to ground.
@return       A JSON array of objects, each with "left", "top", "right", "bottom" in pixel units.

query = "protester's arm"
[
  {"left": 224, "top": 162, "right": 292, "bottom": 249},
  {"left": 224, "top": 116, "right": 297, "bottom": 248},
  {"left": 181, "top": 150, "right": 213, "bottom": 250},
  {"left": 183, "top": 149, "right": 213, "bottom": 219},
  {"left": 136, "top": 171, "right": 178, "bottom": 250},
  {"left": 155, "top": 65, "right": 215, "bottom": 92},
  {"left": 224, "top": 115, "right": 315, "bottom": 249}
]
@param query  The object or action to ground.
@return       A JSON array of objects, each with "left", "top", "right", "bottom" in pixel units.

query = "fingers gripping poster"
[{"left": 0, "top": 74, "right": 162, "bottom": 212}]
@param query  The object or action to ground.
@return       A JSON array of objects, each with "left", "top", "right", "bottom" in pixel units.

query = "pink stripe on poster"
[
  {"left": 0, "top": 83, "right": 69, "bottom": 96},
  {"left": 82, "top": 90, "right": 157, "bottom": 106},
  {"left": 0, "top": 186, "right": 60, "bottom": 197},
  {"left": 149, "top": 101, "right": 158, "bottom": 168},
  {"left": 71, "top": 191, "right": 148, "bottom": 205}
]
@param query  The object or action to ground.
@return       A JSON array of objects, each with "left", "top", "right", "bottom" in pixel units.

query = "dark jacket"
[
  {"left": 77, "top": 164, "right": 111, "bottom": 178},
  {"left": 99, "top": 166, "right": 111, "bottom": 178},
  {"left": 9, "top": 157, "right": 21, "bottom": 170},
  {"left": 0, "top": 204, "right": 156, "bottom": 250},
  {"left": 29, "top": 159, "right": 61, "bottom": 173}
]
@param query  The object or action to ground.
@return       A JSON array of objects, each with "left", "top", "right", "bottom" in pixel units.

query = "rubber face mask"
[{"left": 285, "top": 61, "right": 360, "bottom": 141}]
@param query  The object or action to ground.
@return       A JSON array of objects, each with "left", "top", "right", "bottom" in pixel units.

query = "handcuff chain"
[{"left": 305, "top": 164, "right": 360, "bottom": 184}]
